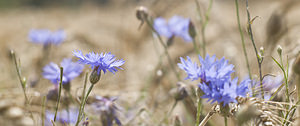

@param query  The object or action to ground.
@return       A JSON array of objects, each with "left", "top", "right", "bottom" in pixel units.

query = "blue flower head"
[
  {"left": 43, "top": 58, "right": 83, "bottom": 85},
  {"left": 29, "top": 29, "right": 65, "bottom": 45},
  {"left": 178, "top": 54, "right": 250, "bottom": 106},
  {"left": 73, "top": 50, "right": 125, "bottom": 74},
  {"left": 178, "top": 54, "right": 234, "bottom": 82},
  {"left": 153, "top": 15, "right": 192, "bottom": 42},
  {"left": 45, "top": 107, "right": 81, "bottom": 126}
]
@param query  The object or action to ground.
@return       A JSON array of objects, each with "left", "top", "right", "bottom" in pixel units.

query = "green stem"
[
  {"left": 245, "top": 0, "right": 264, "bottom": 99},
  {"left": 11, "top": 50, "right": 29, "bottom": 104},
  {"left": 75, "top": 72, "right": 88, "bottom": 126},
  {"left": 54, "top": 67, "right": 63, "bottom": 122},
  {"left": 224, "top": 116, "right": 228, "bottom": 126},
  {"left": 42, "top": 96, "right": 46, "bottom": 126},
  {"left": 195, "top": 97, "right": 202, "bottom": 126},
  {"left": 234, "top": 0, "right": 252, "bottom": 81},
  {"left": 193, "top": 39, "right": 201, "bottom": 55},
  {"left": 201, "top": 0, "right": 213, "bottom": 56}
]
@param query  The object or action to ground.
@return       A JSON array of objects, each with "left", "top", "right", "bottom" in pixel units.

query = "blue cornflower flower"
[
  {"left": 43, "top": 58, "right": 83, "bottom": 85},
  {"left": 73, "top": 50, "right": 125, "bottom": 74},
  {"left": 29, "top": 29, "right": 65, "bottom": 45},
  {"left": 178, "top": 54, "right": 234, "bottom": 82},
  {"left": 92, "top": 96, "right": 122, "bottom": 126},
  {"left": 178, "top": 54, "right": 250, "bottom": 106},
  {"left": 153, "top": 15, "right": 192, "bottom": 42},
  {"left": 45, "top": 107, "right": 81, "bottom": 126}
]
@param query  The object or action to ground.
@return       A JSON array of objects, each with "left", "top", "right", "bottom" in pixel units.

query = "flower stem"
[
  {"left": 41, "top": 95, "right": 46, "bottom": 126},
  {"left": 10, "top": 50, "right": 29, "bottom": 104},
  {"left": 193, "top": 38, "right": 201, "bottom": 55},
  {"left": 245, "top": 0, "right": 264, "bottom": 99},
  {"left": 75, "top": 72, "right": 89, "bottom": 126},
  {"left": 195, "top": 97, "right": 202, "bottom": 126},
  {"left": 234, "top": 0, "right": 252, "bottom": 84},
  {"left": 54, "top": 67, "right": 63, "bottom": 122},
  {"left": 224, "top": 116, "right": 228, "bottom": 126}
]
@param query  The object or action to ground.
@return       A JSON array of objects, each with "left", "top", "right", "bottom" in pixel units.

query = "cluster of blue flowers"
[
  {"left": 30, "top": 28, "right": 125, "bottom": 125},
  {"left": 153, "top": 15, "right": 192, "bottom": 42},
  {"left": 178, "top": 55, "right": 250, "bottom": 105},
  {"left": 29, "top": 29, "right": 65, "bottom": 46}
]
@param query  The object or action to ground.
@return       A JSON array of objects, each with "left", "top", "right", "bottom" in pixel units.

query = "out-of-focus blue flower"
[
  {"left": 153, "top": 15, "right": 192, "bottom": 42},
  {"left": 45, "top": 108, "right": 80, "bottom": 126},
  {"left": 178, "top": 54, "right": 250, "bottom": 106},
  {"left": 43, "top": 58, "right": 83, "bottom": 85},
  {"left": 250, "top": 75, "right": 283, "bottom": 100},
  {"left": 29, "top": 29, "right": 65, "bottom": 45},
  {"left": 92, "top": 96, "right": 122, "bottom": 126},
  {"left": 73, "top": 50, "right": 125, "bottom": 74}
]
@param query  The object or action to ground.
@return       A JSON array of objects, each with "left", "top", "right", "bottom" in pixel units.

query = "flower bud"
[
  {"left": 188, "top": 21, "right": 196, "bottom": 39},
  {"left": 259, "top": 46, "right": 264, "bottom": 63},
  {"left": 277, "top": 45, "right": 282, "bottom": 56},
  {"left": 90, "top": 67, "right": 101, "bottom": 84},
  {"left": 170, "top": 82, "right": 188, "bottom": 101},
  {"left": 136, "top": 6, "right": 149, "bottom": 29}
]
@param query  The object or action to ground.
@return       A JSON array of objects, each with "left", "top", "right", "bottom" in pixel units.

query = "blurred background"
[{"left": 0, "top": 0, "right": 300, "bottom": 125}]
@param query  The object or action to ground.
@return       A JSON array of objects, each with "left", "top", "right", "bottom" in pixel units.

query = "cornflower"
[
  {"left": 73, "top": 50, "right": 125, "bottom": 75},
  {"left": 153, "top": 15, "right": 192, "bottom": 42},
  {"left": 178, "top": 54, "right": 250, "bottom": 105},
  {"left": 29, "top": 29, "right": 65, "bottom": 45},
  {"left": 43, "top": 58, "right": 83, "bottom": 85}
]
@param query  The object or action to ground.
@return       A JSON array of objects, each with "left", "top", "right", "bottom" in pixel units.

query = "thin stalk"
[
  {"left": 193, "top": 39, "right": 201, "bottom": 55},
  {"left": 54, "top": 67, "right": 64, "bottom": 122},
  {"left": 11, "top": 50, "right": 29, "bottom": 104},
  {"left": 234, "top": 0, "right": 252, "bottom": 81},
  {"left": 195, "top": 97, "right": 202, "bottom": 126},
  {"left": 10, "top": 50, "right": 34, "bottom": 121},
  {"left": 201, "top": 0, "right": 213, "bottom": 56},
  {"left": 42, "top": 95, "right": 46, "bottom": 126},
  {"left": 167, "top": 100, "right": 178, "bottom": 117},
  {"left": 75, "top": 72, "right": 88, "bottom": 126},
  {"left": 224, "top": 116, "right": 228, "bottom": 126},
  {"left": 199, "top": 110, "right": 215, "bottom": 126},
  {"left": 270, "top": 57, "right": 289, "bottom": 101},
  {"left": 145, "top": 18, "right": 180, "bottom": 81},
  {"left": 245, "top": 0, "right": 264, "bottom": 99}
]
